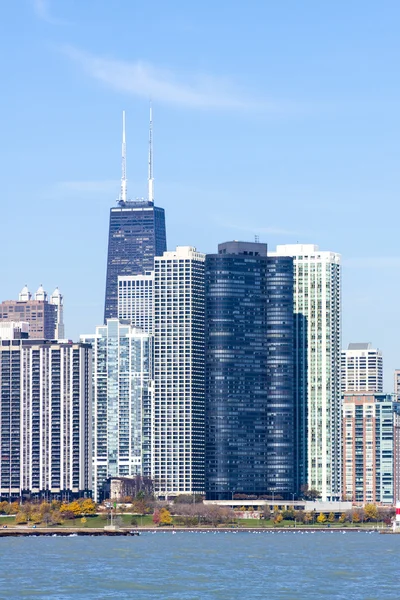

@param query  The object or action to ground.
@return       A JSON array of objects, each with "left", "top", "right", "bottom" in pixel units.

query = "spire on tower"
[
  {"left": 148, "top": 102, "right": 154, "bottom": 203},
  {"left": 120, "top": 110, "right": 127, "bottom": 204}
]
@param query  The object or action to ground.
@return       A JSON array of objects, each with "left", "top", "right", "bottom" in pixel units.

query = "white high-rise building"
[
  {"left": 117, "top": 272, "right": 154, "bottom": 333},
  {"left": 153, "top": 246, "right": 205, "bottom": 496},
  {"left": 269, "top": 244, "right": 341, "bottom": 501},
  {"left": 341, "top": 343, "right": 383, "bottom": 393},
  {"left": 0, "top": 338, "right": 92, "bottom": 500},
  {"left": 81, "top": 320, "right": 153, "bottom": 500}
]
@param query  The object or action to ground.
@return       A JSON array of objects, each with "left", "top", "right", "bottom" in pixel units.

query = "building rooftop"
[{"left": 347, "top": 342, "right": 372, "bottom": 350}]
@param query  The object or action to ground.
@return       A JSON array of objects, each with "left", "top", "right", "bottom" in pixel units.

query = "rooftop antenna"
[
  {"left": 148, "top": 102, "right": 154, "bottom": 203},
  {"left": 120, "top": 110, "right": 127, "bottom": 203}
]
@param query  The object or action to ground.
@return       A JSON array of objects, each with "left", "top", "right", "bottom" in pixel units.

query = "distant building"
[
  {"left": 153, "top": 246, "right": 206, "bottom": 496},
  {"left": 205, "top": 241, "right": 295, "bottom": 500},
  {"left": 0, "top": 339, "right": 92, "bottom": 501},
  {"left": 81, "top": 320, "right": 153, "bottom": 500},
  {"left": 341, "top": 343, "right": 383, "bottom": 393},
  {"left": 104, "top": 202, "right": 166, "bottom": 321},
  {"left": 394, "top": 369, "right": 400, "bottom": 399},
  {"left": 0, "top": 321, "right": 29, "bottom": 340},
  {"left": 270, "top": 244, "right": 342, "bottom": 502},
  {"left": 103, "top": 111, "right": 166, "bottom": 322},
  {"left": 343, "top": 392, "right": 400, "bottom": 504},
  {"left": 118, "top": 272, "right": 154, "bottom": 333},
  {"left": 50, "top": 287, "right": 65, "bottom": 339},
  {"left": 0, "top": 285, "right": 64, "bottom": 339}
]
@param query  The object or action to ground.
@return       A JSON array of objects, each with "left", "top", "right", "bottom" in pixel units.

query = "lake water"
[{"left": 1, "top": 531, "right": 399, "bottom": 599}]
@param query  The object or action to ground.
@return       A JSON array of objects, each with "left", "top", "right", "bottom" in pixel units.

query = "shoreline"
[{"left": 0, "top": 526, "right": 390, "bottom": 537}]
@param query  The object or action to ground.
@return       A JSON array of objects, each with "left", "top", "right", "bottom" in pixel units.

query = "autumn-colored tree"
[
  {"left": 304, "top": 512, "right": 313, "bottom": 523},
  {"left": 9, "top": 502, "right": 20, "bottom": 515},
  {"left": 15, "top": 512, "right": 28, "bottom": 524},
  {"left": 364, "top": 504, "right": 378, "bottom": 522},
  {"left": 81, "top": 517, "right": 87, "bottom": 525},
  {"left": 0, "top": 501, "right": 9, "bottom": 514},
  {"left": 339, "top": 513, "right": 346, "bottom": 523},
  {"left": 51, "top": 511, "right": 63, "bottom": 525},
  {"left": 152, "top": 509, "right": 161, "bottom": 525},
  {"left": 40, "top": 501, "right": 51, "bottom": 516},
  {"left": 327, "top": 512, "right": 335, "bottom": 523},
  {"left": 352, "top": 511, "right": 360, "bottom": 523},
  {"left": 31, "top": 511, "right": 42, "bottom": 524},
  {"left": 132, "top": 499, "right": 150, "bottom": 515},
  {"left": 80, "top": 499, "right": 96, "bottom": 515},
  {"left": 159, "top": 508, "right": 172, "bottom": 526},
  {"left": 51, "top": 500, "right": 62, "bottom": 511},
  {"left": 317, "top": 512, "right": 327, "bottom": 524},
  {"left": 60, "top": 502, "right": 81, "bottom": 517},
  {"left": 274, "top": 513, "right": 283, "bottom": 525}
]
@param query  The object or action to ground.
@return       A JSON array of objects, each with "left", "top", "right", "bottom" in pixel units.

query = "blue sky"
[{"left": 1, "top": 0, "right": 400, "bottom": 388}]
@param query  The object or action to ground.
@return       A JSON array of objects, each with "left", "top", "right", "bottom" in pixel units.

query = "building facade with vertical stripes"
[
  {"left": 0, "top": 338, "right": 92, "bottom": 501},
  {"left": 269, "top": 244, "right": 341, "bottom": 501},
  {"left": 343, "top": 392, "right": 400, "bottom": 504},
  {"left": 153, "top": 246, "right": 206, "bottom": 496}
]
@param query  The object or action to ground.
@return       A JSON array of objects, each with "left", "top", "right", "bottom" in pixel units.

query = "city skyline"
[{"left": 2, "top": 1, "right": 400, "bottom": 389}]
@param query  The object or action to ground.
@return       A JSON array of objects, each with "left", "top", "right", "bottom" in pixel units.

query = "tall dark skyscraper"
[
  {"left": 104, "top": 109, "right": 167, "bottom": 322},
  {"left": 205, "top": 241, "right": 295, "bottom": 500}
]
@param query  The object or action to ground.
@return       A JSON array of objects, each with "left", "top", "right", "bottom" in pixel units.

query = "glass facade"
[
  {"left": 205, "top": 242, "right": 295, "bottom": 500},
  {"left": 82, "top": 320, "right": 153, "bottom": 500},
  {"left": 266, "top": 257, "right": 295, "bottom": 496},
  {"left": 104, "top": 201, "right": 166, "bottom": 322},
  {"left": 270, "top": 244, "right": 341, "bottom": 502}
]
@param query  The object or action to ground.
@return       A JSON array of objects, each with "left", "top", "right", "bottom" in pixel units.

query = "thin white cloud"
[
  {"left": 62, "top": 46, "right": 283, "bottom": 111},
  {"left": 345, "top": 257, "right": 400, "bottom": 269}
]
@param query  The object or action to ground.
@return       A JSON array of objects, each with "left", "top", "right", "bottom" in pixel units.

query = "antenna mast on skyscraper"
[
  {"left": 120, "top": 110, "right": 127, "bottom": 204},
  {"left": 148, "top": 102, "right": 154, "bottom": 203}
]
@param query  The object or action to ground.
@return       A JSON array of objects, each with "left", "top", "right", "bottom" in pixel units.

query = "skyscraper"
[
  {"left": 205, "top": 242, "right": 295, "bottom": 500},
  {"left": 343, "top": 392, "right": 400, "bottom": 504},
  {"left": 104, "top": 110, "right": 167, "bottom": 321},
  {"left": 0, "top": 336, "right": 92, "bottom": 500},
  {"left": 266, "top": 254, "right": 296, "bottom": 497},
  {"left": 81, "top": 320, "right": 153, "bottom": 500},
  {"left": 0, "top": 285, "right": 64, "bottom": 340},
  {"left": 341, "top": 343, "right": 383, "bottom": 393},
  {"left": 270, "top": 244, "right": 341, "bottom": 501},
  {"left": 153, "top": 246, "right": 206, "bottom": 496}
]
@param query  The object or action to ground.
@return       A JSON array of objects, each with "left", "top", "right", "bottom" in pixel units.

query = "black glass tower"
[
  {"left": 104, "top": 200, "right": 166, "bottom": 322},
  {"left": 205, "top": 241, "right": 295, "bottom": 500}
]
